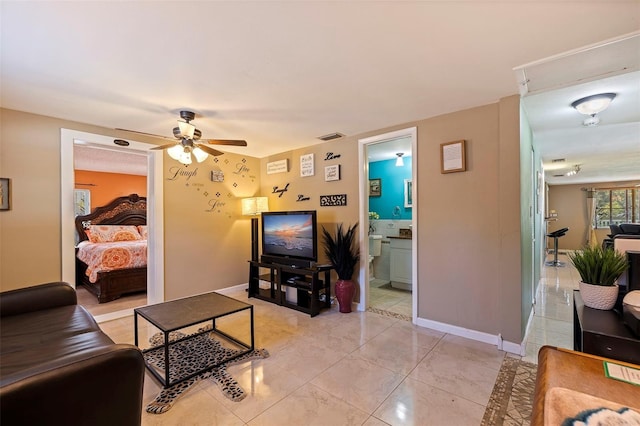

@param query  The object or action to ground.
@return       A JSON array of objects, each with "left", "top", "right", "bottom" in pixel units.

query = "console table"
[
  {"left": 248, "top": 261, "right": 332, "bottom": 317},
  {"left": 573, "top": 290, "right": 640, "bottom": 364}
]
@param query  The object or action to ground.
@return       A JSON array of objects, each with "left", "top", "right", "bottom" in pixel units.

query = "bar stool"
[{"left": 545, "top": 227, "right": 569, "bottom": 267}]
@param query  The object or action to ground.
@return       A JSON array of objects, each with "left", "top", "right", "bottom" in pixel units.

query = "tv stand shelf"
[{"left": 248, "top": 261, "right": 332, "bottom": 317}]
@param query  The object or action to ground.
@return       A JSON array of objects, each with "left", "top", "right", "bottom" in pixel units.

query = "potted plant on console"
[
  {"left": 322, "top": 223, "right": 360, "bottom": 313},
  {"left": 568, "top": 245, "right": 628, "bottom": 310}
]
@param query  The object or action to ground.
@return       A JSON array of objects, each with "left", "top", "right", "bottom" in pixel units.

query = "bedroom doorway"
[{"left": 60, "top": 129, "right": 164, "bottom": 322}]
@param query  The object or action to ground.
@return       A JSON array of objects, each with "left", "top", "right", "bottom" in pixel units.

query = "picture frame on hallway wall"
[
  {"left": 440, "top": 140, "right": 466, "bottom": 173},
  {"left": 369, "top": 178, "right": 381, "bottom": 197},
  {"left": 0, "top": 178, "right": 11, "bottom": 211}
]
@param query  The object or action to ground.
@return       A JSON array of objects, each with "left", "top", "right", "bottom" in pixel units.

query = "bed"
[{"left": 75, "top": 194, "right": 148, "bottom": 303}]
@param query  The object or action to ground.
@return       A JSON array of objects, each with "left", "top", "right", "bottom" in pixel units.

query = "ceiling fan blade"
[
  {"left": 195, "top": 143, "right": 224, "bottom": 156},
  {"left": 205, "top": 139, "right": 248, "bottom": 147},
  {"left": 150, "top": 142, "right": 179, "bottom": 151},
  {"left": 116, "top": 128, "right": 175, "bottom": 142}
]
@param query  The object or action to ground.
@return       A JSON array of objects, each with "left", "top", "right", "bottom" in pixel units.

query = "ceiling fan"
[{"left": 122, "top": 110, "right": 247, "bottom": 165}]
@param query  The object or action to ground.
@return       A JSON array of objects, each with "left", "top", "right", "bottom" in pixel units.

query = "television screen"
[{"left": 261, "top": 211, "right": 317, "bottom": 261}]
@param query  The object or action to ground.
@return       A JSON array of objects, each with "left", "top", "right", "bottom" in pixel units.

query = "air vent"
[
  {"left": 318, "top": 132, "right": 345, "bottom": 141},
  {"left": 551, "top": 158, "right": 566, "bottom": 163}
]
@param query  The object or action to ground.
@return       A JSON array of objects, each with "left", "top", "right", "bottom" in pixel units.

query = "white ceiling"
[
  {"left": 517, "top": 34, "right": 640, "bottom": 185},
  {"left": 74, "top": 144, "right": 148, "bottom": 176},
  {"left": 1, "top": 2, "right": 639, "bottom": 182}
]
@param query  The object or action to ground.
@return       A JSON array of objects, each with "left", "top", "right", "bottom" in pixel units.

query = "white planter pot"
[{"left": 579, "top": 281, "right": 619, "bottom": 310}]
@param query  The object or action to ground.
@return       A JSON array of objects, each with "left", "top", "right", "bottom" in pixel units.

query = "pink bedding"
[{"left": 77, "top": 240, "right": 147, "bottom": 283}]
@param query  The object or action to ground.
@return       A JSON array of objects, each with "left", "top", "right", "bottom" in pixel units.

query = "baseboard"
[
  {"left": 216, "top": 283, "right": 249, "bottom": 295},
  {"left": 415, "top": 316, "right": 524, "bottom": 355}
]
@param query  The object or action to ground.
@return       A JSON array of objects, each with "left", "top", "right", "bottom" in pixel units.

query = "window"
[{"left": 594, "top": 188, "right": 640, "bottom": 228}]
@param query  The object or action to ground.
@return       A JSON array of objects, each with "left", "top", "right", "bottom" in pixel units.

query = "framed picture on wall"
[
  {"left": 440, "top": 140, "right": 466, "bottom": 173},
  {"left": 369, "top": 178, "right": 381, "bottom": 197},
  {"left": 324, "top": 164, "right": 340, "bottom": 181},
  {"left": 0, "top": 178, "right": 11, "bottom": 211},
  {"left": 404, "top": 179, "right": 413, "bottom": 207},
  {"left": 74, "top": 189, "right": 91, "bottom": 216}
]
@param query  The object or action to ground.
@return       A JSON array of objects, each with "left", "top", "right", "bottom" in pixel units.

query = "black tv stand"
[
  {"left": 248, "top": 260, "right": 332, "bottom": 317},
  {"left": 260, "top": 255, "right": 313, "bottom": 269}
]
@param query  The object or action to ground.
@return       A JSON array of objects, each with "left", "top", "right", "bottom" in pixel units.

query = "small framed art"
[
  {"left": 404, "top": 179, "right": 413, "bottom": 208},
  {"left": 440, "top": 140, "right": 466, "bottom": 173},
  {"left": 324, "top": 165, "right": 340, "bottom": 181},
  {"left": 369, "top": 178, "right": 381, "bottom": 197},
  {"left": 0, "top": 178, "right": 11, "bottom": 211}
]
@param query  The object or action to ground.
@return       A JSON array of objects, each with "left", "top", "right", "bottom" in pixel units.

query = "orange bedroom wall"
[{"left": 74, "top": 170, "right": 147, "bottom": 211}]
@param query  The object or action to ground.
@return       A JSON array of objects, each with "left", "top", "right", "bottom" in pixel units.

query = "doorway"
[
  {"left": 358, "top": 127, "right": 418, "bottom": 323},
  {"left": 60, "top": 129, "right": 165, "bottom": 322}
]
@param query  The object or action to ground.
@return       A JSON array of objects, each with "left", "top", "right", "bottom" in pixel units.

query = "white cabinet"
[{"left": 390, "top": 238, "right": 412, "bottom": 290}]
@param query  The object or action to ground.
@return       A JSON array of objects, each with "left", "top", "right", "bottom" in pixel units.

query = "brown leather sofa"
[{"left": 0, "top": 282, "right": 145, "bottom": 426}]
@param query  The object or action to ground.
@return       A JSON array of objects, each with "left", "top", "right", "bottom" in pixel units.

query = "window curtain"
[{"left": 586, "top": 188, "right": 597, "bottom": 247}]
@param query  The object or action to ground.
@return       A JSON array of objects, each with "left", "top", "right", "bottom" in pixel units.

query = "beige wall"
[
  {"left": 547, "top": 180, "right": 640, "bottom": 250},
  {"left": 258, "top": 96, "right": 525, "bottom": 342},
  {"left": 2, "top": 97, "right": 526, "bottom": 343},
  {"left": 0, "top": 108, "right": 254, "bottom": 297}
]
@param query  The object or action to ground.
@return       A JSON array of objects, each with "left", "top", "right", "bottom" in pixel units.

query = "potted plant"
[
  {"left": 321, "top": 223, "right": 360, "bottom": 313},
  {"left": 568, "top": 245, "right": 629, "bottom": 310}
]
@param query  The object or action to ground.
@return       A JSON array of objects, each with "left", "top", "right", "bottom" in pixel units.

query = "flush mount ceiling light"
[
  {"left": 571, "top": 93, "right": 616, "bottom": 127},
  {"left": 395, "top": 153, "right": 404, "bottom": 167}
]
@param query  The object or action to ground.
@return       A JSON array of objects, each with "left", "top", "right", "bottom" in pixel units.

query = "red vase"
[{"left": 335, "top": 279, "right": 355, "bottom": 313}]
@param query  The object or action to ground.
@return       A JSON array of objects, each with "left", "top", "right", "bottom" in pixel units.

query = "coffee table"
[{"left": 134, "top": 292, "right": 254, "bottom": 388}]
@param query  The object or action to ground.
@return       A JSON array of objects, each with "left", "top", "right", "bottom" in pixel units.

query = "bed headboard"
[{"left": 75, "top": 193, "right": 147, "bottom": 242}]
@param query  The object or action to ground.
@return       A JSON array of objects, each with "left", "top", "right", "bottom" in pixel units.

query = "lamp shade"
[
  {"left": 395, "top": 153, "right": 404, "bottom": 167},
  {"left": 192, "top": 146, "right": 209, "bottom": 163},
  {"left": 167, "top": 144, "right": 183, "bottom": 161},
  {"left": 242, "top": 197, "right": 269, "bottom": 216}
]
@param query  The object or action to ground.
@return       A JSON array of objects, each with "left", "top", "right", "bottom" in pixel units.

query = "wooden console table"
[
  {"left": 573, "top": 290, "right": 640, "bottom": 364},
  {"left": 532, "top": 346, "right": 640, "bottom": 425},
  {"left": 248, "top": 261, "right": 332, "bottom": 317}
]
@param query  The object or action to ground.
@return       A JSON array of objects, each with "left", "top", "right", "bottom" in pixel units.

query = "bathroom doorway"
[{"left": 358, "top": 128, "right": 417, "bottom": 323}]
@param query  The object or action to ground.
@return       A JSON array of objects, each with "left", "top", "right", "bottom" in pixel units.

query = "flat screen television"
[{"left": 261, "top": 210, "right": 318, "bottom": 263}]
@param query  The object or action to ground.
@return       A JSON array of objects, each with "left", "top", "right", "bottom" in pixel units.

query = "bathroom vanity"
[{"left": 389, "top": 236, "right": 412, "bottom": 290}]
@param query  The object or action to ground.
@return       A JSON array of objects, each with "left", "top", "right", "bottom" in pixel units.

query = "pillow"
[
  {"left": 88, "top": 225, "right": 142, "bottom": 243},
  {"left": 137, "top": 225, "right": 148, "bottom": 240},
  {"left": 84, "top": 229, "right": 93, "bottom": 240}
]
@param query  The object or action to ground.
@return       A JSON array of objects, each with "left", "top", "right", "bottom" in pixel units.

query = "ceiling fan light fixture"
[
  {"left": 192, "top": 146, "right": 209, "bottom": 163},
  {"left": 571, "top": 93, "right": 616, "bottom": 115},
  {"left": 179, "top": 149, "right": 192, "bottom": 165},
  {"left": 565, "top": 165, "right": 581, "bottom": 176},
  {"left": 167, "top": 143, "right": 184, "bottom": 161},
  {"left": 178, "top": 120, "right": 196, "bottom": 139}
]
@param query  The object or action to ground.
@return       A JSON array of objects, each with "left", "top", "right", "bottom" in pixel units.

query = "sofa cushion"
[{"left": 0, "top": 304, "right": 114, "bottom": 380}]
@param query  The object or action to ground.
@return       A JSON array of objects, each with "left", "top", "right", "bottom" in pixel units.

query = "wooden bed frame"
[{"left": 75, "top": 194, "right": 147, "bottom": 303}]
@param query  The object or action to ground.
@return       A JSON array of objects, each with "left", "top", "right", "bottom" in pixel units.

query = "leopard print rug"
[{"left": 144, "top": 327, "right": 269, "bottom": 414}]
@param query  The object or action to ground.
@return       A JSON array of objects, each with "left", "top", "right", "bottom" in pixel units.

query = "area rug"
[
  {"left": 144, "top": 327, "right": 269, "bottom": 414},
  {"left": 481, "top": 356, "right": 537, "bottom": 426}
]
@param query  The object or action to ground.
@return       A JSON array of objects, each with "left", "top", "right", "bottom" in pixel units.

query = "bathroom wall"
[
  {"left": 369, "top": 157, "right": 412, "bottom": 220},
  {"left": 370, "top": 219, "right": 412, "bottom": 281}
]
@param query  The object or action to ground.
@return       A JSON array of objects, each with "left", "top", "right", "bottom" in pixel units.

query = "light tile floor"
[
  {"left": 522, "top": 252, "right": 578, "bottom": 364},
  {"left": 99, "top": 253, "right": 575, "bottom": 425}
]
